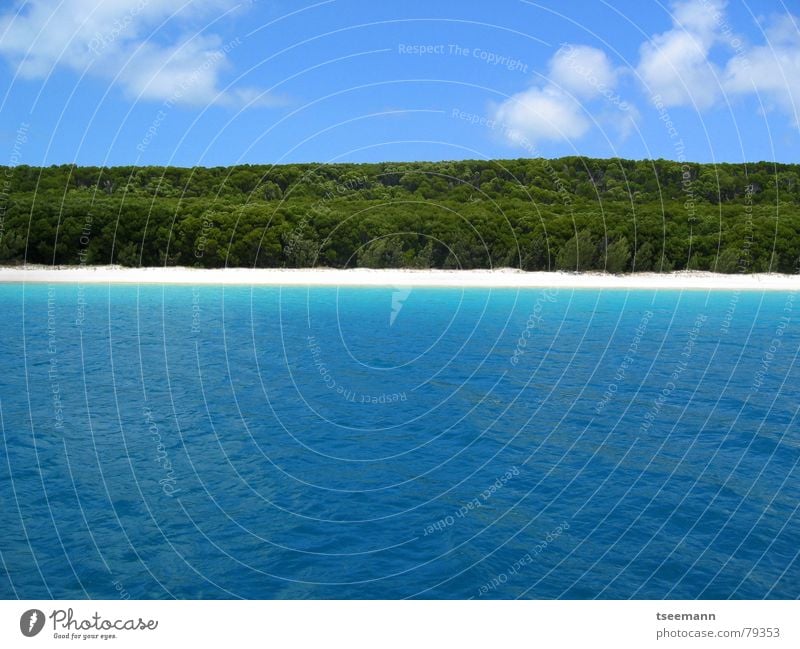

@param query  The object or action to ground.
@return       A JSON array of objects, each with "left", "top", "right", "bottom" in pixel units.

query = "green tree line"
[{"left": 0, "top": 157, "right": 797, "bottom": 272}]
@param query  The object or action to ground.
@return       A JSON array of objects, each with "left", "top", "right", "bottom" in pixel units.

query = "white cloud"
[
  {"left": 636, "top": 0, "right": 726, "bottom": 108},
  {"left": 549, "top": 44, "right": 618, "bottom": 99},
  {"left": 635, "top": 0, "right": 800, "bottom": 123},
  {"left": 493, "top": 85, "right": 590, "bottom": 146},
  {"left": 0, "top": 0, "right": 270, "bottom": 107},
  {"left": 490, "top": 43, "right": 634, "bottom": 148},
  {"left": 492, "top": 0, "right": 800, "bottom": 150},
  {"left": 723, "top": 14, "right": 800, "bottom": 124},
  {"left": 606, "top": 103, "right": 641, "bottom": 141}
]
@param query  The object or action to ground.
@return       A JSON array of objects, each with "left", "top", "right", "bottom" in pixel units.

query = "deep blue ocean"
[{"left": 0, "top": 283, "right": 798, "bottom": 599}]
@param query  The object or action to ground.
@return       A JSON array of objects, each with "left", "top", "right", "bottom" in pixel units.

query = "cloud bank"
[
  {"left": 493, "top": 0, "right": 800, "bottom": 149},
  {"left": 491, "top": 42, "right": 635, "bottom": 148},
  {"left": 0, "top": 0, "right": 273, "bottom": 107}
]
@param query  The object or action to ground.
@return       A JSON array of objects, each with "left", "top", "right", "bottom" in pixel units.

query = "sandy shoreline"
[{"left": 0, "top": 266, "right": 797, "bottom": 290}]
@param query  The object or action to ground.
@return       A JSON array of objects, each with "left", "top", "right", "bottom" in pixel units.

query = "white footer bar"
[{"left": 1, "top": 600, "right": 796, "bottom": 648}]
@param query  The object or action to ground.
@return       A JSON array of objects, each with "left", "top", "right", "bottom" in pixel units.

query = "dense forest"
[{"left": 1, "top": 157, "right": 798, "bottom": 273}]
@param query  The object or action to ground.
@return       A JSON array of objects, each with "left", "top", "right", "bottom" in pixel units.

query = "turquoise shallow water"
[{"left": 0, "top": 283, "right": 797, "bottom": 599}]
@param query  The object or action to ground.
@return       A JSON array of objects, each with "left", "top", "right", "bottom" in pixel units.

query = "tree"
[
  {"left": 604, "top": 237, "right": 631, "bottom": 274},
  {"left": 556, "top": 230, "right": 599, "bottom": 271},
  {"left": 2, "top": 158, "right": 799, "bottom": 272},
  {"left": 633, "top": 241, "right": 655, "bottom": 272},
  {"left": 358, "top": 237, "right": 405, "bottom": 268},
  {"left": 715, "top": 248, "right": 743, "bottom": 273},
  {"left": 115, "top": 242, "right": 140, "bottom": 267},
  {"left": 283, "top": 228, "right": 320, "bottom": 267},
  {"left": 262, "top": 181, "right": 282, "bottom": 200},
  {"left": 521, "top": 235, "right": 550, "bottom": 271}
]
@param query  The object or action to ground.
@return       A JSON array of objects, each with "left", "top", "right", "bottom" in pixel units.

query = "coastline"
[{"left": 0, "top": 265, "right": 797, "bottom": 290}]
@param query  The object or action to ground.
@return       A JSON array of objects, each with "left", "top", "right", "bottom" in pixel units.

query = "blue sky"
[{"left": 0, "top": 0, "right": 798, "bottom": 166}]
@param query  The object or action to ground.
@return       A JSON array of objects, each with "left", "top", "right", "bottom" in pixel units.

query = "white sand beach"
[{"left": 0, "top": 265, "right": 797, "bottom": 290}]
